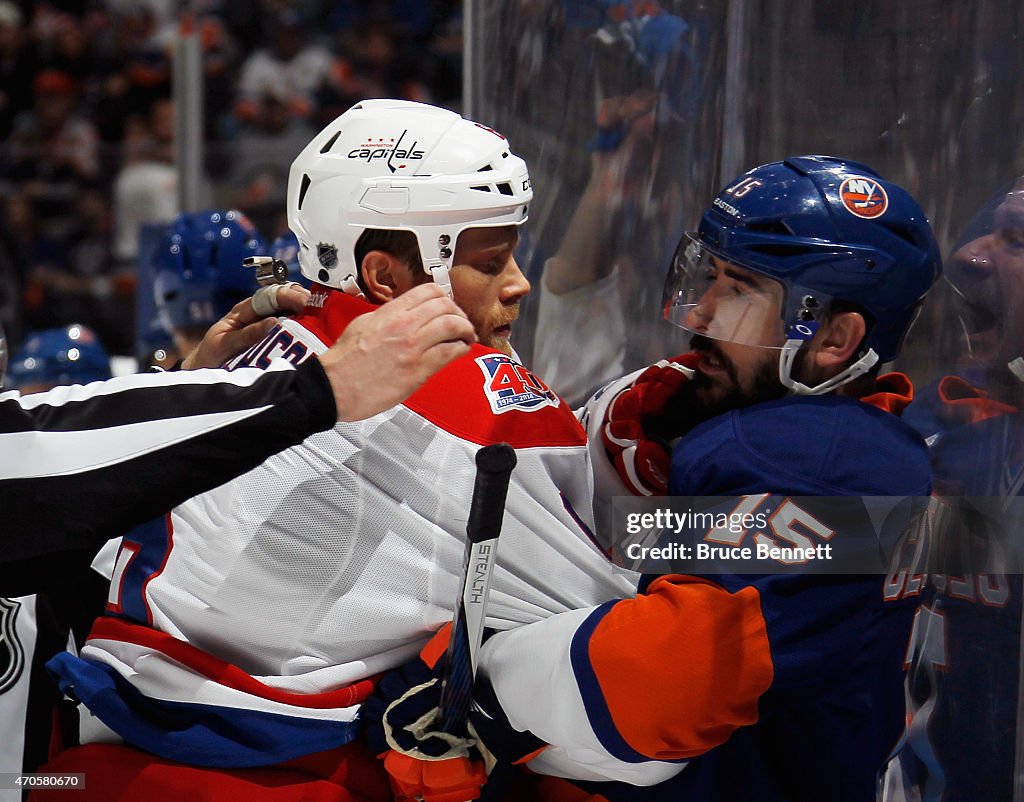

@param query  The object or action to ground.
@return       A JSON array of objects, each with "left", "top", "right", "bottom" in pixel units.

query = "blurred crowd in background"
[{"left": 0, "top": 0, "right": 463, "bottom": 358}]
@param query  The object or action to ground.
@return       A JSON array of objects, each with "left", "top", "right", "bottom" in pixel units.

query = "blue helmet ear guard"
[
  {"left": 153, "top": 210, "right": 267, "bottom": 331},
  {"left": 695, "top": 155, "right": 942, "bottom": 366},
  {"left": 7, "top": 324, "right": 112, "bottom": 390}
]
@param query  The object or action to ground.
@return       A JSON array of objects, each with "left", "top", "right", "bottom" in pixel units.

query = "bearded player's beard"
[
  {"left": 643, "top": 335, "right": 790, "bottom": 445},
  {"left": 686, "top": 334, "right": 789, "bottom": 420}
]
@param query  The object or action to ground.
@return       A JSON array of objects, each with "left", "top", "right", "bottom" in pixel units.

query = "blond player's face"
[{"left": 448, "top": 226, "right": 530, "bottom": 357}]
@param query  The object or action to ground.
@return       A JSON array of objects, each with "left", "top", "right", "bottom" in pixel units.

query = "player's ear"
[
  {"left": 812, "top": 311, "right": 867, "bottom": 371},
  {"left": 361, "top": 251, "right": 399, "bottom": 303}
]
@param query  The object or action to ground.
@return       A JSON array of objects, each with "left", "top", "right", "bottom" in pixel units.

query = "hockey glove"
[
  {"left": 602, "top": 353, "right": 699, "bottom": 496},
  {"left": 360, "top": 626, "right": 544, "bottom": 802}
]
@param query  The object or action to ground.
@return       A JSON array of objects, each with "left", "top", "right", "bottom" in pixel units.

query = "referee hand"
[
  {"left": 181, "top": 283, "right": 311, "bottom": 370},
  {"left": 320, "top": 283, "right": 476, "bottom": 422}
]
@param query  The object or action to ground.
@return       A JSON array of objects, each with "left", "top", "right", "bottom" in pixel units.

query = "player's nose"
[
  {"left": 686, "top": 290, "right": 717, "bottom": 332},
  {"left": 501, "top": 257, "right": 531, "bottom": 303},
  {"left": 952, "top": 234, "right": 994, "bottom": 277}
]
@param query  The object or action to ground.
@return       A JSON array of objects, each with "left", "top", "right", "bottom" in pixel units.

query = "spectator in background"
[
  {"left": 30, "top": 2, "right": 92, "bottom": 41},
  {"left": 0, "top": 0, "right": 38, "bottom": 142},
  {"left": 316, "top": 19, "right": 431, "bottom": 127},
  {"left": 0, "top": 0, "right": 466, "bottom": 365},
  {"left": 68, "top": 187, "right": 136, "bottom": 352},
  {"left": 426, "top": 3, "right": 463, "bottom": 108},
  {"left": 112, "top": 96, "right": 179, "bottom": 273},
  {"left": 322, "top": 0, "right": 462, "bottom": 112},
  {"left": 348, "top": 19, "right": 429, "bottom": 101},
  {"left": 327, "top": 0, "right": 438, "bottom": 41},
  {"left": 6, "top": 192, "right": 66, "bottom": 332},
  {"left": 0, "top": 214, "right": 24, "bottom": 350},
  {"left": 19, "top": 186, "right": 131, "bottom": 353},
  {"left": 91, "top": 3, "right": 171, "bottom": 148},
  {"left": 222, "top": 87, "right": 315, "bottom": 235},
  {"left": 528, "top": 6, "right": 699, "bottom": 404},
  {"left": 233, "top": 9, "right": 332, "bottom": 129},
  {"left": 531, "top": 88, "right": 689, "bottom": 406},
  {"left": 37, "top": 7, "right": 95, "bottom": 79},
  {"left": 194, "top": 12, "right": 242, "bottom": 154},
  {"left": 8, "top": 69, "right": 100, "bottom": 242},
  {"left": 146, "top": 5, "right": 241, "bottom": 165}
]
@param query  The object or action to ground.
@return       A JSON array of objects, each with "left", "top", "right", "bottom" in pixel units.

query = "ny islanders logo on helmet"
[
  {"left": 477, "top": 354, "right": 559, "bottom": 414},
  {"left": 839, "top": 176, "right": 889, "bottom": 219}
]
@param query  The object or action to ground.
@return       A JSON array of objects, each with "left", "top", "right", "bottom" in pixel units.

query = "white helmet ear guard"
[
  {"left": 287, "top": 99, "right": 533, "bottom": 296},
  {"left": 778, "top": 339, "right": 880, "bottom": 396}
]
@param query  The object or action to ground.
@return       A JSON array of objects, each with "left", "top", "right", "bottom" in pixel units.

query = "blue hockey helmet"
[
  {"left": 153, "top": 210, "right": 266, "bottom": 331},
  {"left": 271, "top": 231, "right": 300, "bottom": 275},
  {"left": 664, "top": 155, "right": 942, "bottom": 393},
  {"left": 7, "top": 324, "right": 112, "bottom": 391},
  {"left": 269, "top": 230, "right": 312, "bottom": 288},
  {"left": 136, "top": 316, "right": 179, "bottom": 369}
]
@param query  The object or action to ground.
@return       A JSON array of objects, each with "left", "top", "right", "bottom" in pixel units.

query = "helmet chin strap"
[
  {"left": 337, "top": 263, "right": 449, "bottom": 302},
  {"left": 778, "top": 339, "right": 880, "bottom": 396},
  {"left": 428, "top": 264, "right": 453, "bottom": 299},
  {"left": 338, "top": 272, "right": 365, "bottom": 299}
]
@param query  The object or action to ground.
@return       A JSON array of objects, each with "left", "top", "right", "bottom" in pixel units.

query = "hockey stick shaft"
[{"left": 437, "top": 442, "right": 517, "bottom": 735}]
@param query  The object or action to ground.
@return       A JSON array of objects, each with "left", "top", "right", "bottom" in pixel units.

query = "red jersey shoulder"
[
  {"left": 405, "top": 347, "right": 586, "bottom": 449},
  {"left": 290, "top": 289, "right": 584, "bottom": 448},
  {"left": 290, "top": 286, "right": 371, "bottom": 345}
]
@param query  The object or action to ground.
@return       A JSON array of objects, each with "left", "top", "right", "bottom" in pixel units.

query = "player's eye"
[{"left": 477, "top": 259, "right": 504, "bottom": 274}]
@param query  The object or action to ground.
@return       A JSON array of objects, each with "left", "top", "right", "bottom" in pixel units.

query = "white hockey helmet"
[{"left": 287, "top": 99, "right": 533, "bottom": 297}]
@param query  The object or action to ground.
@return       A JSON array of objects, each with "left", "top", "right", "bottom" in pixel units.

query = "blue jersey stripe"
[{"left": 569, "top": 601, "right": 656, "bottom": 764}]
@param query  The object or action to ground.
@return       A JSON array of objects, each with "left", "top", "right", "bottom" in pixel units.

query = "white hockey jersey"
[
  {"left": 0, "top": 595, "right": 40, "bottom": 802},
  {"left": 49, "top": 289, "right": 637, "bottom": 767}
]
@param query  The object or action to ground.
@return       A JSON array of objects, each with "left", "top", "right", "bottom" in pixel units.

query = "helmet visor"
[{"left": 663, "top": 234, "right": 814, "bottom": 349}]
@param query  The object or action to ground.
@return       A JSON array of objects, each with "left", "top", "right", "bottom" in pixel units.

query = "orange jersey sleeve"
[{"left": 576, "top": 575, "right": 773, "bottom": 761}]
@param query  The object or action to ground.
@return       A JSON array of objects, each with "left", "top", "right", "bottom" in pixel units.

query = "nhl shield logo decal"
[
  {"left": 477, "top": 354, "right": 559, "bottom": 414},
  {"left": 0, "top": 598, "right": 25, "bottom": 694},
  {"left": 317, "top": 242, "right": 338, "bottom": 268},
  {"left": 839, "top": 177, "right": 888, "bottom": 219}
]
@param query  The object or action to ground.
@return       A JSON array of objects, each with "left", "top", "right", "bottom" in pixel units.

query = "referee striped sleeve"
[
  {"left": 0, "top": 358, "right": 336, "bottom": 595},
  {"left": 2, "top": 360, "right": 301, "bottom": 478}
]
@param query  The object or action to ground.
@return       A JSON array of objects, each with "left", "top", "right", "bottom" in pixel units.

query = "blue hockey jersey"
[
  {"left": 475, "top": 375, "right": 931, "bottom": 801},
  {"left": 889, "top": 374, "right": 1024, "bottom": 802}
]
